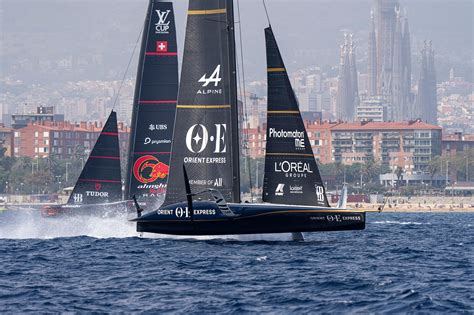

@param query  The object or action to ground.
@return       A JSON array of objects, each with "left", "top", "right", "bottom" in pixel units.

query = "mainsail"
[
  {"left": 67, "top": 111, "right": 122, "bottom": 205},
  {"left": 164, "top": 0, "right": 240, "bottom": 205},
  {"left": 125, "top": 0, "right": 179, "bottom": 204},
  {"left": 262, "top": 27, "right": 329, "bottom": 207}
]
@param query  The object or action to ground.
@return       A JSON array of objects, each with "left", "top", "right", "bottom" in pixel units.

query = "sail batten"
[
  {"left": 267, "top": 68, "right": 286, "bottom": 72},
  {"left": 176, "top": 105, "right": 231, "bottom": 109},
  {"left": 125, "top": 0, "right": 179, "bottom": 206},
  {"left": 262, "top": 27, "right": 329, "bottom": 207},
  {"left": 187, "top": 8, "right": 227, "bottom": 15}
]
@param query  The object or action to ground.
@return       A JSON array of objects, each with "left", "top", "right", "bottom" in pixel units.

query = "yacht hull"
[{"left": 135, "top": 201, "right": 365, "bottom": 235}]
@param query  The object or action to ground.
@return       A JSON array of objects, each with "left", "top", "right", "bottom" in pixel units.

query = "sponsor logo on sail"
[
  {"left": 144, "top": 137, "right": 171, "bottom": 145},
  {"left": 295, "top": 139, "right": 305, "bottom": 149},
  {"left": 156, "top": 41, "right": 168, "bottom": 52},
  {"left": 137, "top": 182, "right": 166, "bottom": 195},
  {"left": 315, "top": 185, "right": 325, "bottom": 202},
  {"left": 268, "top": 128, "right": 305, "bottom": 150},
  {"left": 213, "top": 178, "right": 223, "bottom": 187},
  {"left": 275, "top": 183, "right": 285, "bottom": 196},
  {"left": 149, "top": 124, "right": 167, "bottom": 131},
  {"left": 185, "top": 124, "right": 227, "bottom": 155},
  {"left": 289, "top": 185, "right": 303, "bottom": 194},
  {"left": 155, "top": 10, "right": 171, "bottom": 34},
  {"left": 197, "top": 65, "right": 222, "bottom": 95},
  {"left": 274, "top": 161, "right": 313, "bottom": 178},
  {"left": 133, "top": 155, "right": 169, "bottom": 184},
  {"left": 86, "top": 191, "right": 109, "bottom": 197},
  {"left": 269, "top": 128, "right": 304, "bottom": 139},
  {"left": 73, "top": 193, "right": 83, "bottom": 203}
]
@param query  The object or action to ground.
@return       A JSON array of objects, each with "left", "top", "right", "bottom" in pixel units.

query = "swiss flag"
[{"left": 156, "top": 41, "right": 168, "bottom": 52}]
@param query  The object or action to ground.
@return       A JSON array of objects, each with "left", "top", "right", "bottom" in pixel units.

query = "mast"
[
  {"left": 226, "top": 0, "right": 241, "bottom": 202},
  {"left": 125, "top": 0, "right": 150, "bottom": 199}
]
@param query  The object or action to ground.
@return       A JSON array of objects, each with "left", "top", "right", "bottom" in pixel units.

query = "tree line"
[
  {"left": 0, "top": 145, "right": 129, "bottom": 195},
  {"left": 1, "top": 147, "right": 471, "bottom": 195}
]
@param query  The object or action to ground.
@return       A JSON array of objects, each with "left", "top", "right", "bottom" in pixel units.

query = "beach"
[{"left": 352, "top": 196, "right": 474, "bottom": 212}]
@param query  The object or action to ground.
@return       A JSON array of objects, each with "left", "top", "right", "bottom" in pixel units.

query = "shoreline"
[
  {"left": 351, "top": 203, "right": 474, "bottom": 213},
  {"left": 378, "top": 209, "right": 473, "bottom": 213}
]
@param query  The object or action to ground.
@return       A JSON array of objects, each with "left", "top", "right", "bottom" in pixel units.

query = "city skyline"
[
  {"left": 0, "top": 0, "right": 472, "bottom": 133},
  {"left": 1, "top": 0, "right": 472, "bottom": 83}
]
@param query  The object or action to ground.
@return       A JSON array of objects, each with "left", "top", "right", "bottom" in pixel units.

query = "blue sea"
[{"left": 0, "top": 211, "right": 472, "bottom": 313}]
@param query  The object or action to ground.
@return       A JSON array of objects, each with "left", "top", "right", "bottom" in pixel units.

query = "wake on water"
[
  {"left": 0, "top": 209, "right": 295, "bottom": 241},
  {"left": 0, "top": 210, "right": 136, "bottom": 239}
]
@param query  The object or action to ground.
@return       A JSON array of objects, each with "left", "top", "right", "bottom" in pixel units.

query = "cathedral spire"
[
  {"left": 336, "top": 34, "right": 356, "bottom": 121},
  {"left": 402, "top": 16, "right": 412, "bottom": 118},
  {"left": 391, "top": 5, "right": 404, "bottom": 120},
  {"left": 368, "top": 8, "right": 377, "bottom": 96},
  {"left": 349, "top": 34, "right": 360, "bottom": 112},
  {"left": 427, "top": 41, "right": 437, "bottom": 125},
  {"left": 415, "top": 40, "right": 436, "bottom": 123}
]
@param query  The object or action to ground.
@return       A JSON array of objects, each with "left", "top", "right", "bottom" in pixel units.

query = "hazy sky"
[{"left": 1, "top": 0, "right": 473, "bottom": 82}]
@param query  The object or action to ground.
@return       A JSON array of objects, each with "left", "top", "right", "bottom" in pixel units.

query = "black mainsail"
[
  {"left": 262, "top": 27, "right": 329, "bottom": 207},
  {"left": 163, "top": 0, "right": 240, "bottom": 205},
  {"left": 125, "top": 0, "right": 179, "bottom": 204},
  {"left": 67, "top": 111, "right": 122, "bottom": 205}
]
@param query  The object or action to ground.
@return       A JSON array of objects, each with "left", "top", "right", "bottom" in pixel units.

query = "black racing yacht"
[
  {"left": 125, "top": 0, "right": 179, "bottom": 209},
  {"left": 133, "top": 0, "right": 378, "bottom": 236},
  {"left": 42, "top": 111, "right": 128, "bottom": 217}
]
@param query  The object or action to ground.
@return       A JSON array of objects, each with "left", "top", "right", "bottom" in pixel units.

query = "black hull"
[{"left": 135, "top": 202, "right": 365, "bottom": 235}]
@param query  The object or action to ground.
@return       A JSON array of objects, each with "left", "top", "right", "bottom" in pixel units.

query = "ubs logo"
[
  {"left": 185, "top": 124, "right": 227, "bottom": 154},
  {"left": 155, "top": 10, "right": 171, "bottom": 34}
]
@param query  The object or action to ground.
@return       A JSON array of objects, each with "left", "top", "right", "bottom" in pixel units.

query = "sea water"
[{"left": 0, "top": 211, "right": 472, "bottom": 313}]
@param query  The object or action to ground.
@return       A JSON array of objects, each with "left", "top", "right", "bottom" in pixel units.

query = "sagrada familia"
[{"left": 336, "top": 0, "right": 438, "bottom": 124}]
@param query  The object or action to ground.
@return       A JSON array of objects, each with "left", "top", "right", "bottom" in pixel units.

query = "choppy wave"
[{"left": 0, "top": 212, "right": 472, "bottom": 313}]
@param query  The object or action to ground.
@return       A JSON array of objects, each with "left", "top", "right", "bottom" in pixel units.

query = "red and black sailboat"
[
  {"left": 42, "top": 111, "right": 127, "bottom": 217},
  {"left": 125, "top": 0, "right": 179, "bottom": 209},
  {"left": 133, "top": 0, "right": 377, "bottom": 236}
]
